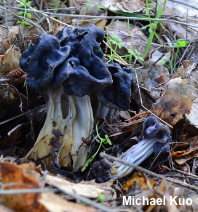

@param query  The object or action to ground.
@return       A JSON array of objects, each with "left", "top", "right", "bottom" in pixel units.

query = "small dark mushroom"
[
  {"left": 111, "top": 116, "right": 172, "bottom": 178},
  {"left": 91, "top": 159, "right": 112, "bottom": 183},
  {"left": 93, "top": 61, "right": 135, "bottom": 123}
]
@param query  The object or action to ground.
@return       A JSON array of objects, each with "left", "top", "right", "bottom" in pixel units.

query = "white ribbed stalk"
[
  {"left": 31, "top": 85, "right": 94, "bottom": 170},
  {"left": 111, "top": 138, "right": 157, "bottom": 178},
  {"left": 93, "top": 101, "right": 119, "bottom": 123}
]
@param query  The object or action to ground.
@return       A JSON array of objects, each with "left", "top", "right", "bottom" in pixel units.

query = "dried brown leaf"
[
  {"left": 118, "top": 0, "right": 146, "bottom": 13},
  {"left": 0, "top": 205, "right": 15, "bottom": 212},
  {"left": 153, "top": 77, "right": 197, "bottom": 126},
  {"left": 171, "top": 136, "right": 198, "bottom": 165},
  {"left": 122, "top": 172, "right": 158, "bottom": 191},
  {"left": 0, "top": 45, "right": 21, "bottom": 74},
  {"left": 1, "top": 162, "right": 47, "bottom": 212},
  {"left": 79, "top": 6, "right": 107, "bottom": 30},
  {"left": 45, "top": 175, "right": 116, "bottom": 200},
  {"left": 39, "top": 192, "right": 96, "bottom": 212}
]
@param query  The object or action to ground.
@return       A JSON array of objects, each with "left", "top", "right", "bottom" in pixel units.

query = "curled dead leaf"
[
  {"left": 1, "top": 162, "right": 47, "bottom": 212},
  {"left": 79, "top": 6, "right": 107, "bottom": 30},
  {"left": 118, "top": 0, "right": 146, "bottom": 13},
  {"left": 153, "top": 77, "right": 197, "bottom": 126},
  {"left": 0, "top": 45, "right": 21, "bottom": 74},
  {"left": 39, "top": 192, "right": 96, "bottom": 212},
  {"left": 172, "top": 136, "right": 198, "bottom": 165}
]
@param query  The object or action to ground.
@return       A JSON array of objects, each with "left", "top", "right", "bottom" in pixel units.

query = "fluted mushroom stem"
[
  {"left": 93, "top": 101, "right": 119, "bottom": 123},
  {"left": 111, "top": 138, "right": 157, "bottom": 178},
  {"left": 31, "top": 85, "right": 94, "bottom": 170}
]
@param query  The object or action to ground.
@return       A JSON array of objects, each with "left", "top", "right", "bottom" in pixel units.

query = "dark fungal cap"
[
  {"left": 56, "top": 24, "right": 106, "bottom": 80},
  {"left": 56, "top": 24, "right": 104, "bottom": 54},
  {"left": 20, "top": 33, "right": 70, "bottom": 91},
  {"left": 139, "top": 116, "right": 172, "bottom": 157},
  {"left": 20, "top": 25, "right": 113, "bottom": 95},
  {"left": 97, "top": 61, "right": 135, "bottom": 110},
  {"left": 53, "top": 57, "right": 113, "bottom": 97}
]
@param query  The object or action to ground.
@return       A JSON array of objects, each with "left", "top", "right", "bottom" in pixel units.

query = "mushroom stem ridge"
[
  {"left": 111, "top": 138, "right": 157, "bottom": 178},
  {"left": 31, "top": 85, "right": 94, "bottom": 170}
]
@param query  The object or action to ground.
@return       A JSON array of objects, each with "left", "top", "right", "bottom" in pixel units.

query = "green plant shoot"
[
  {"left": 94, "top": 192, "right": 105, "bottom": 203},
  {"left": 16, "top": 0, "right": 32, "bottom": 34},
  {"left": 142, "top": 0, "right": 163, "bottom": 58},
  {"left": 107, "top": 34, "right": 123, "bottom": 61},
  {"left": 48, "top": 3, "right": 55, "bottom": 6},
  {"left": 126, "top": 19, "right": 144, "bottom": 63},
  {"left": 173, "top": 40, "right": 189, "bottom": 67},
  {"left": 81, "top": 121, "right": 111, "bottom": 172},
  {"left": 105, "top": 31, "right": 143, "bottom": 63}
]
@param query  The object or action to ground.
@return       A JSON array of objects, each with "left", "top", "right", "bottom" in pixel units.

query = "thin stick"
[
  {"left": 0, "top": 188, "right": 59, "bottom": 194},
  {"left": 4, "top": 6, "right": 198, "bottom": 29},
  {"left": 172, "top": 167, "right": 198, "bottom": 180},
  {"left": 0, "top": 104, "right": 46, "bottom": 127},
  {"left": 0, "top": 6, "right": 45, "bottom": 33},
  {"left": 15, "top": 0, "right": 75, "bottom": 29},
  {"left": 125, "top": 111, "right": 149, "bottom": 121},
  {"left": 7, "top": 124, "right": 23, "bottom": 136}
]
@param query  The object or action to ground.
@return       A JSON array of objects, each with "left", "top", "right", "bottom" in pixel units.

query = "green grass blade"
[{"left": 142, "top": 0, "right": 162, "bottom": 59}]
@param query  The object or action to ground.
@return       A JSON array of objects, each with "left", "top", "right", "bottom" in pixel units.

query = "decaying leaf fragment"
[
  {"left": 45, "top": 174, "right": 116, "bottom": 200},
  {"left": 0, "top": 85, "right": 22, "bottom": 120},
  {"left": 0, "top": 45, "right": 21, "bottom": 73},
  {"left": 0, "top": 205, "right": 15, "bottom": 212},
  {"left": 1, "top": 162, "right": 47, "bottom": 212},
  {"left": 185, "top": 97, "right": 198, "bottom": 128},
  {"left": 117, "top": 0, "right": 146, "bottom": 13},
  {"left": 171, "top": 135, "right": 198, "bottom": 165},
  {"left": 39, "top": 192, "right": 96, "bottom": 212},
  {"left": 149, "top": 74, "right": 170, "bottom": 99},
  {"left": 128, "top": 178, "right": 179, "bottom": 212},
  {"left": 122, "top": 172, "right": 158, "bottom": 191},
  {"left": 0, "top": 27, "right": 20, "bottom": 52},
  {"left": 161, "top": 0, "right": 198, "bottom": 41},
  {"left": 7, "top": 68, "right": 26, "bottom": 86},
  {"left": 131, "top": 61, "right": 170, "bottom": 108},
  {"left": 2, "top": 29, "right": 16, "bottom": 51},
  {"left": 79, "top": 6, "right": 107, "bottom": 30},
  {"left": 153, "top": 77, "right": 197, "bottom": 126}
]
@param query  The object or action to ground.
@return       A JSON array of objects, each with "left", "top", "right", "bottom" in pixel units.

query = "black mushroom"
[
  {"left": 93, "top": 61, "right": 135, "bottom": 123},
  {"left": 111, "top": 116, "right": 172, "bottom": 178},
  {"left": 20, "top": 24, "right": 135, "bottom": 170}
]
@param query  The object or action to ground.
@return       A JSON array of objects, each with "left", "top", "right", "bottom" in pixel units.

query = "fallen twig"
[
  {"left": 4, "top": 7, "right": 198, "bottom": 29},
  {"left": 0, "top": 188, "right": 59, "bottom": 194}
]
